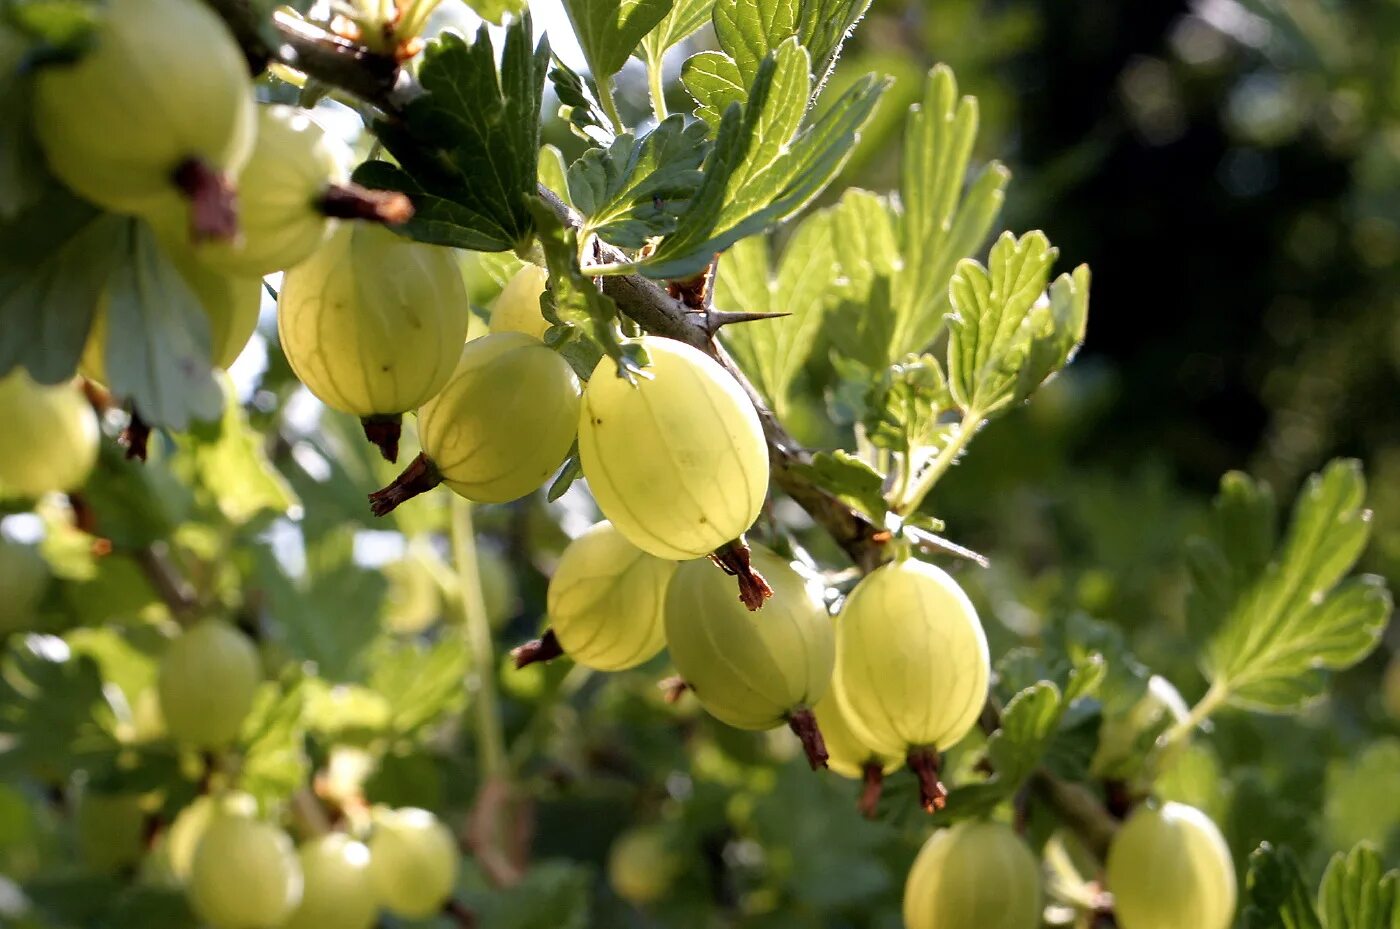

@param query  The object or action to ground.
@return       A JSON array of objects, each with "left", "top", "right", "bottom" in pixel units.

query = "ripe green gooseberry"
[
  {"left": 489, "top": 264, "right": 551, "bottom": 340},
  {"left": 577, "top": 336, "right": 769, "bottom": 561},
  {"left": 278, "top": 224, "right": 469, "bottom": 461},
  {"left": 175, "top": 105, "right": 353, "bottom": 277},
  {"left": 664, "top": 545, "right": 834, "bottom": 767},
  {"left": 1106, "top": 802, "right": 1236, "bottom": 929},
  {"left": 166, "top": 795, "right": 218, "bottom": 883},
  {"left": 75, "top": 790, "right": 146, "bottom": 874},
  {"left": 533, "top": 520, "right": 677, "bottom": 671},
  {"left": 0, "top": 371, "right": 99, "bottom": 498},
  {"left": 81, "top": 243, "right": 262, "bottom": 385},
  {"left": 833, "top": 557, "right": 990, "bottom": 811},
  {"left": 367, "top": 807, "right": 459, "bottom": 919},
  {"left": 608, "top": 825, "right": 682, "bottom": 906},
  {"left": 903, "top": 820, "right": 1042, "bottom": 929},
  {"left": 281, "top": 833, "right": 378, "bottom": 929},
  {"left": 370, "top": 333, "right": 581, "bottom": 513},
  {"left": 187, "top": 796, "right": 303, "bottom": 929},
  {"left": 0, "top": 534, "right": 49, "bottom": 635},
  {"left": 157, "top": 620, "right": 261, "bottom": 748},
  {"left": 33, "top": 0, "right": 255, "bottom": 236}
]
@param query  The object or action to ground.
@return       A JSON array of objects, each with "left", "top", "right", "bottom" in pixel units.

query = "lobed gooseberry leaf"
[
  {"left": 460, "top": 0, "right": 529, "bottom": 23},
  {"left": 549, "top": 56, "right": 614, "bottom": 145},
  {"left": 0, "top": 188, "right": 121, "bottom": 383},
  {"left": 353, "top": 16, "right": 547, "bottom": 252},
  {"left": 787, "top": 449, "right": 887, "bottom": 522},
  {"left": 0, "top": 636, "right": 116, "bottom": 780},
  {"left": 528, "top": 197, "right": 648, "bottom": 380},
  {"left": 1317, "top": 844, "right": 1400, "bottom": 929},
  {"left": 368, "top": 638, "right": 470, "bottom": 735},
  {"left": 641, "top": 41, "right": 887, "bottom": 280},
  {"left": 636, "top": 0, "right": 712, "bottom": 65},
  {"left": 860, "top": 353, "right": 955, "bottom": 479},
  {"left": 238, "top": 676, "right": 310, "bottom": 808},
  {"left": 561, "top": 0, "right": 673, "bottom": 83},
  {"left": 1196, "top": 460, "right": 1392, "bottom": 713},
  {"left": 568, "top": 115, "right": 709, "bottom": 249},
  {"left": 715, "top": 205, "right": 837, "bottom": 417}
]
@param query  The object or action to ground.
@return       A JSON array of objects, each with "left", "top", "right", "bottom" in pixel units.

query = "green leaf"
[
  {"left": 1011, "top": 263, "right": 1090, "bottom": 405},
  {"left": 643, "top": 41, "right": 887, "bottom": 279},
  {"left": 680, "top": 0, "right": 871, "bottom": 122},
  {"left": 1324, "top": 739, "right": 1400, "bottom": 853},
  {"left": 352, "top": 18, "right": 548, "bottom": 252},
  {"left": 786, "top": 449, "right": 887, "bottom": 522},
  {"left": 0, "top": 636, "right": 116, "bottom": 780},
  {"left": 102, "top": 219, "right": 222, "bottom": 429},
  {"left": 539, "top": 145, "right": 573, "bottom": 209},
  {"left": 821, "top": 188, "right": 901, "bottom": 369},
  {"left": 368, "top": 638, "right": 470, "bottom": 735},
  {"left": 461, "top": 860, "right": 593, "bottom": 929},
  {"left": 889, "top": 65, "right": 1008, "bottom": 359},
  {"left": 860, "top": 354, "right": 954, "bottom": 476},
  {"left": 0, "top": 187, "right": 121, "bottom": 383},
  {"left": 238, "top": 677, "right": 309, "bottom": 807},
  {"left": 549, "top": 57, "right": 614, "bottom": 144},
  {"left": 174, "top": 376, "right": 297, "bottom": 525},
  {"left": 715, "top": 206, "right": 836, "bottom": 416},
  {"left": 528, "top": 197, "right": 648, "bottom": 379},
  {"left": 945, "top": 230, "right": 1059, "bottom": 417},
  {"left": 1243, "top": 843, "right": 1324, "bottom": 929},
  {"left": 1200, "top": 460, "right": 1391, "bottom": 712},
  {"left": 562, "top": 0, "right": 673, "bottom": 82},
  {"left": 461, "top": 0, "right": 528, "bottom": 23},
  {"left": 1317, "top": 844, "right": 1400, "bottom": 929},
  {"left": 568, "top": 114, "right": 709, "bottom": 248},
  {"left": 637, "top": 0, "right": 712, "bottom": 64},
  {"left": 0, "top": 28, "right": 46, "bottom": 220}
]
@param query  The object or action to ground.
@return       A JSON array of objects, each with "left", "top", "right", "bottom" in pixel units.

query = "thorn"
[
  {"left": 904, "top": 526, "right": 990, "bottom": 568},
  {"left": 704, "top": 309, "right": 792, "bottom": 336}
]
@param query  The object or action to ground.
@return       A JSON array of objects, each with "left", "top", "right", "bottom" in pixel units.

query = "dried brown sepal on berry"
[
  {"left": 369, "top": 452, "right": 443, "bottom": 516},
  {"left": 510, "top": 628, "right": 564, "bottom": 669},
  {"left": 908, "top": 748, "right": 948, "bottom": 813},
  {"left": 710, "top": 539, "right": 773, "bottom": 611}
]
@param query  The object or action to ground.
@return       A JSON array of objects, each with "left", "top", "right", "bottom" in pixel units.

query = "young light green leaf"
[
  {"left": 642, "top": 41, "right": 887, "bottom": 279},
  {"left": 821, "top": 188, "right": 901, "bottom": 369},
  {"left": 715, "top": 207, "right": 836, "bottom": 416},
  {"left": 1243, "top": 843, "right": 1323, "bottom": 929},
  {"left": 1317, "top": 844, "right": 1399, "bottom": 929},
  {"left": 562, "top": 0, "right": 673, "bottom": 82},
  {"left": 890, "top": 66, "right": 1009, "bottom": 358},
  {"left": 369, "top": 638, "right": 470, "bottom": 735},
  {"left": 174, "top": 376, "right": 298, "bottom": 525},
  {"left": 550, "top": 57, "right": 615, "bottom": 144},
  {"left": 568, "top": 114, "right": 709, "bottom": 249},
  {"left": 637, "top": 0, "right": 712, "bottom": 64},
  {"left": 0, "top": 188, "right": 122, "bottom": 383},
  {"left": 945, "top": 230, "right": 1059, "bottom": 417},
  {"left": 786, "top": 449, "right": 887, "bottom": 522},
  {"left": 680, "top": 51, "right": 746, "bottom": 126},
  {"left": 238, "top": 678, "right": 309, "bottom": 806},
  {"left": 352, "top": 17, "right": 548, "bottom": 252},
  {"left": 1011, "top": 263, "right": 1089, "bottom": 406},
  {"left": 102, "top": 219, "right": 222, "bottom": 429},
  {"left": 528, "top": 198, "right": 648, "bottom": 380},
  {"left": 460, "top": 0, "right": 528, "bottom": 23},
  {"left": 1200, "top": 460, "right": 1391, "bottom": 713},
  {"left": 539, "top": 144, "right": 573, "bottom": 209}
]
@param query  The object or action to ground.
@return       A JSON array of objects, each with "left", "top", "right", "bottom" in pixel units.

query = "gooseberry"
[
  {"left": 187, "top": 796, "right": 303, "bottom": 929},
  {"left": 0, "top": 371, "right": 99, "bottom": 498},
  {"left": 367, "top": 807, "right": 459, "bottom": 919},
  {"left": 281, "top": 833, "right": 378, "bottom": 929},
  {"left": 157, "top": 619, "right": 261, "bottom": 748},
  {"left": 489, "top": 264, "right": 551, "bottom": 340},
  {"left": 903, "top": 820, "right": 1042, "bottom": 929},
  {"left": 1105, "top": 801, "right": 1236, "bottom": 929}
]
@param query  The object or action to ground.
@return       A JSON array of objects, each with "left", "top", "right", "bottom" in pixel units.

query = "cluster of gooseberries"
[{"left": 1, "top": 2, "right": 1239, "bottom": 926}]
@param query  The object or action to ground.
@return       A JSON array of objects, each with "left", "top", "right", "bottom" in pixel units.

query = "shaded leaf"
[
  {"left": 787, "top": 449, "right": 886, "bottom": 521},
  {"left": 369, "top": 638, "right": 470, "bottom": 735},
  {"left": 1243, "top": 843, "right": 1323, "bottom": 929}
]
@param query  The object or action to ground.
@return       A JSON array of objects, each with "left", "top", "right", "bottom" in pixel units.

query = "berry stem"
[
  {"left": 710, "top": 539, "right": 773, "bottom": 611},
  {"left": 360, "top": 413, "right": 403, "bottom": 463},
  {"left": 318, "top": 183, "right": 414, "bottom": 225},
  {"left": 858, "top": 762, "right": 884, "bottom": 819},
  {"left": 121, "top": 406, "right": 152, "bottom": 462},
  {"left": 787, "top": 707, "right": 829, "bottom": 771},
  {"left": 172, "top": 158, "right": 239, "bottom": 242},
  {"left": 510, "top": 628, "right": 564, "bottom": 669},
  {"left": 907, "top": 748, "right": 948, "bottom": 812},
  {"left": 368, "top": 452, "right": 442, "bottom": 516}
]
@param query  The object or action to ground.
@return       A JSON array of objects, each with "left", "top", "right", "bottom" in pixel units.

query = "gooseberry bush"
[{"left": 0, "top": 0, "right": 1394, "bottom": 927}]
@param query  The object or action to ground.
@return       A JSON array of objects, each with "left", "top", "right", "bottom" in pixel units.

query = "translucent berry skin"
[
  {"left": 157, "top": 620, "right": 261, "bottom": 748},
  {"left": 608, "top": 825, "right": 681, "bottom": 906},
  {"left": 489, "top": 264, "right": 551, "bottom": 340},
  {"left": 417, "top": 333, "right": 581, "bottom": 504},
  {"left": 281, "top": 834, "right": 378, "bottom": 929},
  {"left": 0, "top": 535, "right": 49, "bottom": 634},
  {"left": 1106, "top": 802, "right": 1237, "bottom": 929},
  {"left": 82, "top": 245, "right": 262, "bottom": 384},
  {"left": 663, "top": 545, "right": 833, "bottom": 730},
  {"left": 33, "top": 0, "right": 255, "bottom": 218},
  {"left": 367, "top": 807, "right": 459, "bottom": 919},
  {"left": 188, "top": 800, "right": 303, "bottom": 929},
  {"left": 0, "top": 372, "right": 99, "bottom": 498},
  {"left": 903, "top": 820, "right": 1042, "bottom": 929},
  {"left": 578, "top": 337, "right": 769, "bottom": 561},
  {"left": 278, "top": 224, "right": 469, "bottom": 419},
  {"left": 812, "top": 688, "right": 900, "bottom": 781},
  {"left": 176, "top": 105, "right": 351, "bottom": 277},
  {"left": 167, "top": 795, "right": 218, "bottom": 883},
  {"left": 833, "top": 558, "right": 990, "bottom": 757},
  {"left": 548, "top": 521, "right": 677, "bottom": 671}
]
